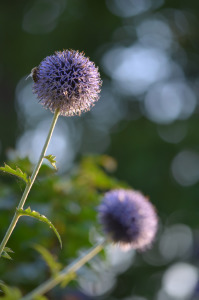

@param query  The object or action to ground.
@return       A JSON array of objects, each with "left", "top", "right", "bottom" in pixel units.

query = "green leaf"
[
  {"left": 0, "top": 283, "right": 21, "bottom": 299},
  {"left": 0, "top": 164, "right": 30, "bottom": 184},
  {"left": 1, "top": 251, "right": 12, "bottom": 260},
  {"left": 34, "top": 244, "right": 62, "bottom": 276},
  {"left": 4, "top": 247, "right": 14, "bottom": 254},
  {"left": 17, "top": 207, "right": 62, "bottom": 248},
  {"left": 44, "top": 155, "right": 57, "bottom": 170},
  {"left": 0, "top": 247, "right": 14, "bottom": 260}
]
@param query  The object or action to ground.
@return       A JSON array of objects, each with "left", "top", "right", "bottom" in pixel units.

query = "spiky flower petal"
[
  {"left": 32, "top": 50, "right": 102, "bottom": 116},
  {"left": 98, "top": 189, "right": 158, "bottom": 251}
]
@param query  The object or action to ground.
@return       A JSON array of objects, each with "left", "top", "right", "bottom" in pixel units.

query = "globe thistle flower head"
[
  {"left": 98, "top": 189, "right": 158, "bottom": 251},
  {"left": 32, "top": 49, "right": 102, "bottom": 116}
]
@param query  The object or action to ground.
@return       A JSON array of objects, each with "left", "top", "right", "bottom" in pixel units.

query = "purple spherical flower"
[
  {"left": 98, "top": 189, "right": 158, "bottom": 251},
  {"left": 32, "top": 50, "right": 102, "bottom": 116}
]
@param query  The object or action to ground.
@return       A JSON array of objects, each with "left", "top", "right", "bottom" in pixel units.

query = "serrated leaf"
[
  {"left": 0, "top": 164, "right": 30, "bottom": 184},
  {"left": 44, "top": 155, "right": 57, "bottom": 170},
  {"left": 34, "top": 244, "right": 62, "bottom": 276},
  {"left": 17, "top": 207, "right": 62, "bottom": 248}
]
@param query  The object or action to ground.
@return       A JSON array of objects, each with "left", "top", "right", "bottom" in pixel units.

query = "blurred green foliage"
[{"left": 0, "top": 155, "right": 124, "bottom": 296}]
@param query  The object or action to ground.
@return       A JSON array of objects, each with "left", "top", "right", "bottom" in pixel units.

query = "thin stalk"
[
  {"left": 21, "top": 242, "right": 105, "bottom": 300},
  {"left": 0, "top": 108, "right": 60, "bottom": 256}
]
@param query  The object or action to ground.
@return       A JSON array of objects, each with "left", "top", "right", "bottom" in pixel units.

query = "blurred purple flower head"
[
  {"left": 32, "top": 50, "right": 102, "bottom": 116},
  {"left": 98, "top": 189, "right": 158, "bottom": 251}
]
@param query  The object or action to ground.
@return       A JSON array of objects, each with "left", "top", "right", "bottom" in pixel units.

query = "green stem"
[
  {"left": 21, "top": 242, "right": 105, "bottom": 300},
  {"left": 0, "top": 109, "right": 60, "bottom": 256}
]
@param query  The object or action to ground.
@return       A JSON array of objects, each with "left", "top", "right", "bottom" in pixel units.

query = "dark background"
[{"left": 1, "top": 0, "right": 199, "bottom": 299}]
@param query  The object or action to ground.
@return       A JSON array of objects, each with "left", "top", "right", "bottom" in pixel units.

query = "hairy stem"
[
  {"left": 21, "top": 242, "right": 105, "bottom": 300},
  {"left": 0, "top": 108, "right": 60, "bottom": 256}
]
